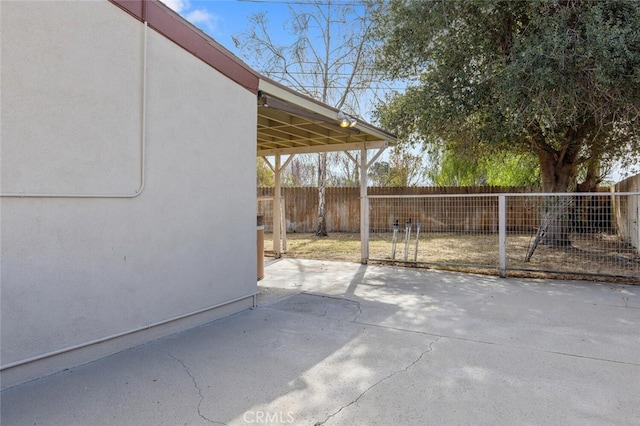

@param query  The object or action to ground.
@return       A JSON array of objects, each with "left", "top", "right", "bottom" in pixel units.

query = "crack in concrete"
[
  {"left": 354, "top": 320, "right": 640, "bottom": 367},
  {"left": 300, "top": 291, "right": 364, "bottom": 321},
  {"left": 166, "top": 353, "right": 227, "bottom": 426},
  {"left": 352, "top": 299, "right": 363, "bottom": 322},
  {"left": 314, "top": 337, "right": 440, "bottom": 426}
]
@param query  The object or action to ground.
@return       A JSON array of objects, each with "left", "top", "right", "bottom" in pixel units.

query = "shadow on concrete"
[{"left": 1, "top": 258, "right": 639, "bottom": 425}]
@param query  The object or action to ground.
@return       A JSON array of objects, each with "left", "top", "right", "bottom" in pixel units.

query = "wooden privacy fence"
[
  {"left": 614, "top": 175, "right": 640, "bottom": 249},
  {"left": 257, "top": 186, "right": 613, "bottom": 233}
]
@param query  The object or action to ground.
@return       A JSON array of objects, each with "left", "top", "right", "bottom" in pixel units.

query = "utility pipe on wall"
[
  {"left": 0, "top": 292, "right": 258, "bottom": 372},
  {"left": 0, "top": 21, "right": 149, "bottom": 199}
]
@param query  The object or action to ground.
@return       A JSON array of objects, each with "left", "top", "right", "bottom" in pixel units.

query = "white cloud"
[
  {"left": 160, "top": 1, "right": 220, "bottom": 36},
  {"left": 185, "top": 9, "right": 219, "bottom": 32},
  {"left": 160, "top": 0, "right": 189, "bottom": 14}
]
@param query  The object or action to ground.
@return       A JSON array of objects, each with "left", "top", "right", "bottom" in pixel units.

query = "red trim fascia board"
[
  {"left": 109, "top": 0, "right": 144, "bottom": 23},
  {"left": 109, "top": 0, "right": 260, "bottom": 93}
]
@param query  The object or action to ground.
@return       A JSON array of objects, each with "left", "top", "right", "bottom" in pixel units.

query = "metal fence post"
[{"left": 498, "top": 194, "right": 507, "bottom": 278}]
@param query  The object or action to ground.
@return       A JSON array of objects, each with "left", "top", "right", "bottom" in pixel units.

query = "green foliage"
[
  {"left": 368, "top": 161, "right": 392, "bottom": 186},
  {"left": 430, "top": 149, "right": 540, "bottom": 187},
  {"left": 256, "top": 158, "right": 274, "bottom": 187},
  {"left": 373, "top": 0, "right": 640, "bottom": 191},
  {"left": 368, "top": 145, "right": 427, "bottom": 186},
  {"left": 484, "top": 152, "right": 540, "bottom": 187}
]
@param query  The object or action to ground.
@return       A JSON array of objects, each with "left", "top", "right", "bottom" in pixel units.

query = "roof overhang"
[
  {"left": 110, "top": 1, "right": 396, "bottom": 157},
  {"left": 257, "top": 78, "right": 396, "bottom": 156}
]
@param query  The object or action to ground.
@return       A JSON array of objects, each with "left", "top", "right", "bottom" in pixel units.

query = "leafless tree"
[{"left": 234, "top": 0, "right": 389, "bottom": 236}]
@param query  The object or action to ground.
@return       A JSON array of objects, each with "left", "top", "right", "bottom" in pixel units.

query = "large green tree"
[{"left": 373, "top": 0, "right": 640, "bottom": 194}]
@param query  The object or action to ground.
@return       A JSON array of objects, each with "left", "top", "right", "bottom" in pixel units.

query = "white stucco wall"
[{"left": 1, "top": 0, "right": 257, "bottom": 388}]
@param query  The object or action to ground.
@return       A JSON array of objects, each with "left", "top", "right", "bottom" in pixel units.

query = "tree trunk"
[
  {"left": 576, "top": 159, "right": 601, "bottom": 193},
  {"left": 537, "top": 148, "right": 577, "bottom": 244},
  {"left": 316, "top": 152, "right": 328, "bottom": 237},
  {"left": 526, "top": 147, "right": 579, "bottom": 260},
  {"left": 537, "top": 149, "right": 576, "bottom": 193}
]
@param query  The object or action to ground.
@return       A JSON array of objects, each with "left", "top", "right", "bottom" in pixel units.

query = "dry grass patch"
[{"left": 264, "top": 232, "right": 639, "bottom": 283}]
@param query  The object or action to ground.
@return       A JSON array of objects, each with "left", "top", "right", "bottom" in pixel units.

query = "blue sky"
[
  {"left": 160, "top": 0, "right": 637, "bottom": 182},
  {"left": 160, "top": 0, "right": 295, "bottom": 56},
  {"left": 161, "top": 0, "right": 391, "bottom": 118}
]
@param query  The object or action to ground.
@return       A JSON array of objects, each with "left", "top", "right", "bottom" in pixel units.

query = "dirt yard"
[{"left": 263, "top": 232, "right": 639, "bottom": 283}]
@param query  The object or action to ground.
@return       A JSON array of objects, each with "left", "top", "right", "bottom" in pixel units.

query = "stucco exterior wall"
[{"left": 1, "top": 0, "right": 257, "bottom": 388}]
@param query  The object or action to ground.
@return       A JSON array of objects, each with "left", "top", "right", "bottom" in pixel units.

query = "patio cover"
[
  {"left": 256, "top": 77, "right": 396, "bottom": 262},
  {"left": 257, "top": 78, "right": 395, "bottom": 156},
  {"left": 110, "top": 0, "right": 397, "bottom": 262},
  {"left": 110, "top": 0, "right": 396, "bottom": 154}
]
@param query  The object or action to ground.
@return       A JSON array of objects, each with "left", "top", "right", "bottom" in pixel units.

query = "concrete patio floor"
[{"left": 2, "top": 258, "right": 639, "bottom": 425}]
